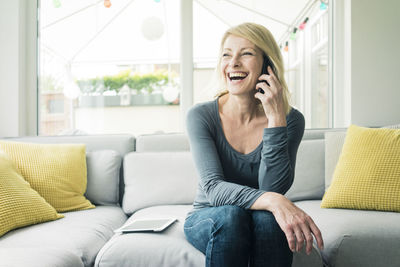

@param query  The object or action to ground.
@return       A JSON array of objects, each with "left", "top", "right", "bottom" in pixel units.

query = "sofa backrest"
[
  {"left": 1, "top": 134, "right": 135, "bottom": 206},
  {"left": 123, "top": 129, "right": 338, "bottom": 213}
]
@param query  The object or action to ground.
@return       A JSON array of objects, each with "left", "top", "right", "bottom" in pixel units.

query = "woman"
[{"left": 184, "top": 22, "right": 324, "bottom": 267}]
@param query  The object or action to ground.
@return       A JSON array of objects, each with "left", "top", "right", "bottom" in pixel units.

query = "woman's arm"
[
  {"left": 258, "top": 110, "right": 305, "bottom": 193},
  {"left": 186, "top": 105, "right": 265, "bottom": 209},
  {"left": 254, "top": 66, "right": 323, "bottom": 255},
  {"left": 251, "top": 191, "right": 324, "bottom": 256}
]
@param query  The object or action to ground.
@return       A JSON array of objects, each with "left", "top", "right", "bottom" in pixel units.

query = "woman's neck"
[{"left": 219, "top": 93, "right": 262, "bottom": 125}]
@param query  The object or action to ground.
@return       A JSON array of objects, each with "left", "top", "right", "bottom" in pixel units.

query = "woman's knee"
[
  {"left": 215, "top": 206, "right": 251, "bottom": 233},
  {"left": 251, "top": 210, "right": 286, "bottom": 241}
]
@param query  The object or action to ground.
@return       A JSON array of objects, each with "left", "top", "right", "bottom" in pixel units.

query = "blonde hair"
[{"left": 215, "top": 22, "right": 291, "bottom": 115}]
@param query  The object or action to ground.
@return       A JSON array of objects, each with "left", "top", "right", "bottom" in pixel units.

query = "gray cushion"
[
  {"left": 324, "top": 131, "right": 346, "bottom": 189},
  {"left": 85, "top": 150, "right": 122, "bottom": 205},
  {"left": 136, "top": 133, "right": 190, "bottom": 152},
  {"left": 96, "top": 204, "right": 323, "bottom": 267},
  {"left": 122, "top": 152, "right": 198, "bottom": 214},
  {"left": 4, "top": 134, "right": 135, "bottom": 156},
  {"left": 302, "top": 128, "right": 346, "bottom": 141},
  {"left": 0, "top": 247, "right": 84, "bottom": 267},
  {"left": 384, "top": 123, "right": 400, "bottom": 129},
  {"left": 95, "top": 205, "right": 205, "bottom": 267},
  {"left": 0, "top": 206, "right": 127, "bottom": 267},
  {"left": 292, "top": 244, "right": 323, "bottom": 267},
  {"left": 286, "top": 139, "right": 325, "bottom": 201},
  {"left": 296, "top": 200, "right": 400, "bottom": 267}
]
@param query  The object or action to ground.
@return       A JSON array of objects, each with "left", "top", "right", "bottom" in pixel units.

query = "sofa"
[{"left": 0, "top": 128, "right": 399, "bottom": 267}]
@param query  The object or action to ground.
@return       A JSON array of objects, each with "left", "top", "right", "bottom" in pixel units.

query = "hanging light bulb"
[
  {"left": 299, "top": 17, "right": 309, "bottom": 30},
  {"left": 290, "top": 28, "right": 298, "bottom": 40},
  {"left": 53, "top": 0, "right": 61, "bottom": 8},
  {"left": 104, "top": 0, "right": 111, "bottom": 8},
  {"left": 320, "top": 0, "right": 328, "bottom": 10},
  {"left": 284, "top": 41, "right": 289, "bottom": 52}
]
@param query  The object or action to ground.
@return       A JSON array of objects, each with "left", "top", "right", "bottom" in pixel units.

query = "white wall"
[
  {"left": 350, "top": 0, "right": 400, "bottom": 127},
  {"left": 0, "top": 1, "right": 22, "bottom": 137},
  {"left": 0, "top": 0, "right": 37, "bottom": 137}
]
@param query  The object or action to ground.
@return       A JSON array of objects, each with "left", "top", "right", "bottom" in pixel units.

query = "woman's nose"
[{"left": 229, "top": 56, "right": 241, "bottom": 67}]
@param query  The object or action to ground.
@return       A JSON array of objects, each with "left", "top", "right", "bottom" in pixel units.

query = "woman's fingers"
[
  {"left": 282, "top": 226, "right": 296, "bottom": 252},
  {"left": 309, "top": 218, "right": 324, "bottom": 250},
  {"left": 299, "top": 219, "right": 314, "bottom": 255},
  {"left": 258, "top": 66, "right": 281, "bottom": 94},
  {"left": 293, "top": 225, "right": 304, "bottom": 252},
  {"left": 272, "top": 199, "right": 324, "bottom": 255}
]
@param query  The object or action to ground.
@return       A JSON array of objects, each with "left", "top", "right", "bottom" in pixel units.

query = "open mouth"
[{"left": 228, "top": 72, "right": 248, "bottom": 81}]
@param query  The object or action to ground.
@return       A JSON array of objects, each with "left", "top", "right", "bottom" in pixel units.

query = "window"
[
  {"left": 38, "top": 0, "right": 332, "bottom": 135},
  {"left": 285, "top": 4, "right": 330, "bottom": 128},
  {"left": 39, "top": 0, "right": 181, "bottom": 135}
]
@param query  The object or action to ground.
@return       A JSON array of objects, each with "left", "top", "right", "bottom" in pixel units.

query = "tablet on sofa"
[{"left": 114, "top": 218, "right": 177, "bottom": 233}]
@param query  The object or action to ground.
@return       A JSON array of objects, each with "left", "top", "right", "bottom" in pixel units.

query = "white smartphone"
[{"left": 114, "top": 218, "right": 177, "bottom": 233}]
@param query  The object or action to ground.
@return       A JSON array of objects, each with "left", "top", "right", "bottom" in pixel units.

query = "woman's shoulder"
[
  {"left": 187, "top": 99, "right": 218, "bottom": 120},
  {"left": 287, "top": 106, "right": 305, "bottom": 121},
  {"left": 286, "top": 107, "right": 305, "bottom": 131}
]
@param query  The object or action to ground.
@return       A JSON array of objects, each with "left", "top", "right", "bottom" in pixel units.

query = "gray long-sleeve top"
[{"left": 186, "top": 98, "right": 305, "bottom": 211}]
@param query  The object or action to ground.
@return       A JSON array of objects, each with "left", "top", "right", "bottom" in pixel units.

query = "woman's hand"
[
  {"left": 254, "top": 66, "right": 286, "bottom": 127},
  {"left": 251, "top": 192, "right": 324, "bottom": 255}
]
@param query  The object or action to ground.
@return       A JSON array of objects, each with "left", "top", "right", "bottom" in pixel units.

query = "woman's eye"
[
  {"left": 243, "top": 52, "right": 253, "bottom": 56},
  {"left": 222, "top": 53, "right": 231, "bottom": 57}
]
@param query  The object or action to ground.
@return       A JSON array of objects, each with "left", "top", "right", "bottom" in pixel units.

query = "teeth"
[{"left": 229, "top": 72, "right": 247, "bottom": 78}]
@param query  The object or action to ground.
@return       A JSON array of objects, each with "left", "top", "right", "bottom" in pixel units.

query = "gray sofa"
[{"left": 1, "top": 129, "right": 399, "bottom": 267}]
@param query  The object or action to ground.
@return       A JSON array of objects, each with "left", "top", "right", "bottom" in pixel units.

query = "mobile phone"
[{"left": 257, "top": 56, "right": 274, "bottom": 94}]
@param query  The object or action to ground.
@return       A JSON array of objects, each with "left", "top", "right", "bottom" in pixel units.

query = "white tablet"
[{"left": 114, "top": 218, "right": 177, "bottom": 233}]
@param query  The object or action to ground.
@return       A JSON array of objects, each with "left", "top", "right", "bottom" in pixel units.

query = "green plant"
[{"left": 77, "top": 70, "right": 174, "bottom": 95}]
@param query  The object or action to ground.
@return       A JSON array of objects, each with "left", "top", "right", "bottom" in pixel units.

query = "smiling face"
[{"left": 221, "top": 34, "right": 264, "bottom": 96}]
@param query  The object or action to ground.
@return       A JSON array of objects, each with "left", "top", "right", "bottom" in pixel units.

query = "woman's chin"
[{"left": 227, "top": 87, "right": 254, "bottom": 96}]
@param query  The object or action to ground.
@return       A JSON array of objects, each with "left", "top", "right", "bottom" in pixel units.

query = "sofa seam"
[{"left": 332, "top": 234, "right": 351, "bottom": 267}]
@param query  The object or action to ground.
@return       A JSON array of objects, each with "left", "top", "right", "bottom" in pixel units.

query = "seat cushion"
[
  {"left": 95, "top": 205, "right": 205, "bottom": 267},
  {"left": 0, "top": 206, "right": 127, "bottom": 267},
  {"left": 0, "top": 247, "right": 84, "bottom": 267},
  {"left": 296, "top": 200, "right": 400, "bottom": 267},
  {"left": 96, "top": 205, "right": 323, "bottom": 267}
]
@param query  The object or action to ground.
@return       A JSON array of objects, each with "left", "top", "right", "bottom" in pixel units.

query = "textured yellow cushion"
[
  {"left": 0, "top": 141, "right": 94, "bottom": 212},
  {"left": 0, "top": 151, "right": 63, "bottom": 237},
  {"left": 321, "top": 125, "right": 400, "bottom": 212}
]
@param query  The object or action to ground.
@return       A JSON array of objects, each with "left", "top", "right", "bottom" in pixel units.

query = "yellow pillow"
[
  {"left": 321, "top": 125, "right": 400, "bottom": 212},
  {"left": 0, "top": 141, "right": 95, "bottom": 212},
  {"left": 0, "top": 151, "right": 63, "bottom": 237}
]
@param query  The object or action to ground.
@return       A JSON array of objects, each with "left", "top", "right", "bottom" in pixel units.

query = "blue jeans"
[{"left": 184, "top": 205, "right": 292, "bottom": 267}]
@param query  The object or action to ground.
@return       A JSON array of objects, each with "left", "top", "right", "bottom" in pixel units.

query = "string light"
[
  {"left": 284, "top": 41, "right": 289, "bottom": 52},
  {"left": 53, "top": 0, "right": 61, "bottom": 8},
  {"left": 299, "top": 17, "right": 309, "bottom": 30},
  {"left": 290, "top": 28, "right": 298, "bottom": 40},
  {"left": 320, "top": 0, "right": 328, "bottom": 10},
  {"left": 104, "top": 0, "right": 111, "bottom": 8}
]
